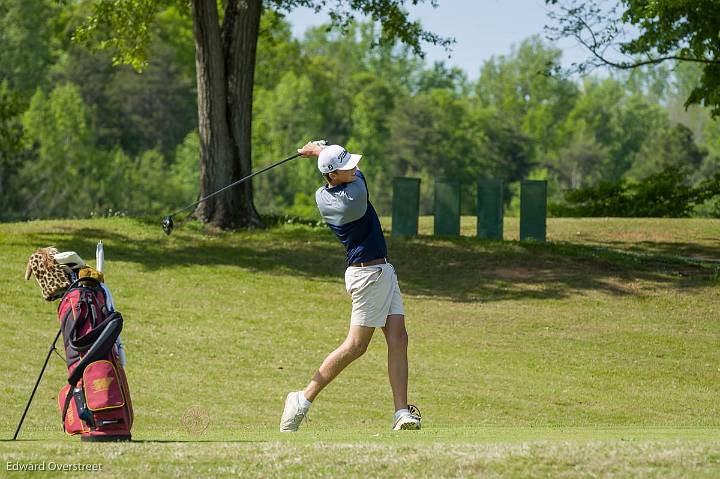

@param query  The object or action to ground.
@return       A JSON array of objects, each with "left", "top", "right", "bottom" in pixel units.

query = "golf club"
[{"left": 162, "top": 140, "right": 327, "bottom": 235}]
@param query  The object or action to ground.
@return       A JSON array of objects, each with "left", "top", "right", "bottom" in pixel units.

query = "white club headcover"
[{"left": 54, "top": 251, "right": 85, "bottom": 270}]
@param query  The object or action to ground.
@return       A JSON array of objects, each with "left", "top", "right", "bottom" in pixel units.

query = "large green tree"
[
  {"left": 475, "top": 37, "right": 579, "bottom": 156},
  {"left": 75, "top": 0, "right": 451, "bottom": 228},
  {"left": 628, "top": 123, "right": 707, "bottom": 180},
  {"left": 0, "top": 0, "right": 61, "bottom": 96},
  {"left": 546, "top": 0, "right": 720, "bottom": 116},
  {"left": 21, "top": 84, "right": 98, "bottom": 218},
  {"left": 0, "top": 82, "right": 27, "bottom": 220},
  {"left": 55, "top": 38, "right": 197, "bottom": 159},
  {"left": 557, "top": 77, "right": 667, "bottom": 181}
]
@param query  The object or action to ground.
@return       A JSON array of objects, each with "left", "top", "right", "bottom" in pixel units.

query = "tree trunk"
[
  {"left": 191, "top": 0, "right": 263, "bottom": 228},
  {"left": 223, "top": 0, "right": 263, "bottom": 228}
]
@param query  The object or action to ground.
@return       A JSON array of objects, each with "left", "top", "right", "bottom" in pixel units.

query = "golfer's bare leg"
[
  {"left": 303, "top": 325, "right": 375, "bottom": 401},
  {"left": 382, "top": 314, "right": 409, "bottom": 411}
]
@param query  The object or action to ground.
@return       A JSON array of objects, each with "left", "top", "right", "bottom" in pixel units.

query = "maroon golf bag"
[{"left": 56, "top": 277, "right": 133, "bottom": 441}]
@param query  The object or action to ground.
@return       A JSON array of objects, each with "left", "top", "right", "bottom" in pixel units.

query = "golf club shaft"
[
  {"left": 13, "top": 328, "right": 62, "bottom": 440},
  {"left": 168, "top": 153, "right": 302, "bottom": 218}
]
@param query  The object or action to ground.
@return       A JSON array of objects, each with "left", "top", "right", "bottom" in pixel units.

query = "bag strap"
[
  {"left": 63, "top": 283, "right": 110, "bottom": 350},
  {"left": 67, "top": 314, "right": 122, "bottom": 386},
  {"left": 60, "top": 314, "right": 123, "bottom": 431},
  {"left": 57, "top": 276, "right": 101, "bottom": 312},
  {"left": 70, "top": 312, "right": 122, "bottom": 352}
]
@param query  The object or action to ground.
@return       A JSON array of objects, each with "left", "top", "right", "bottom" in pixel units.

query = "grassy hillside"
[
  {"left": 387, "top": 216, "right": 720, "bottom": 260},
  {"left": 1, "top": 217, "right": 719, "bottom": 477}
]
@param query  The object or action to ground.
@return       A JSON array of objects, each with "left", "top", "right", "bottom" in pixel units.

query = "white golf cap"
[{"left": 317, "top": 144, "right": 362, "bottom": 174}]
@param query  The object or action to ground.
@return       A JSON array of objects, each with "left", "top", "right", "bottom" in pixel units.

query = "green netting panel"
[
  {"left": 520, "top": 180, "right": 547, "bottom": 241},
  {"left": 392, "top": 177, "right": 421, "bottom": 237},
  {"left": 477, "top": 179, "right": 504, "bottom": 240},
  {"left": 434, "top": 177, "right": 461, "bottom": 237}
]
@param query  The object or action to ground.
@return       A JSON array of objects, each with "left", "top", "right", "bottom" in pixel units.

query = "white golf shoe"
[
  {"left": 280, "top": 391, "right": 310, "bottom": 432},
  {"left": 392, "top": 404, "right": 422, "bottom": 430}
]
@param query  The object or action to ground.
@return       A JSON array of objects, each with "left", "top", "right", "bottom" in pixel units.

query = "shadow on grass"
[
  {"left": 12, "top": 220, "right": 717, "bottom": 304},
  {"left": 588, "top": 240, "right": 720, "bottom": 262}
]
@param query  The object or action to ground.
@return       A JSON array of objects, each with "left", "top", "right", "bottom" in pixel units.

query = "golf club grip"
[{"left": 168, "top": 153, "right": 302, "bottom": 217}]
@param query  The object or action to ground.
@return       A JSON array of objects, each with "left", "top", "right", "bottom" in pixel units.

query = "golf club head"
[{"left": 162, "top": 216, "right": 174, "bottom": 235}]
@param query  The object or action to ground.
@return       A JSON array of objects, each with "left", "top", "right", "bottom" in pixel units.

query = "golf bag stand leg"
[{"left": 12, "top": 328, "right": 62, "bottom": 440}]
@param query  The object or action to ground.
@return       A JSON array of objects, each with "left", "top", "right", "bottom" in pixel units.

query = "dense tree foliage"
[
  {"left": 551, "top": 167, "right": 720, "bottom": 218},
  {"left": 1, "top": 1, "right": 719, "bottom": 221},
  {"left": 546, "top": 0, "right": 720, "bottom": 116}
]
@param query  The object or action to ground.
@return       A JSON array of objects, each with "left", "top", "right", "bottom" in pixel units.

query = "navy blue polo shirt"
[{"left": 315, "top": 170, "right": 387, "bottom": 265}]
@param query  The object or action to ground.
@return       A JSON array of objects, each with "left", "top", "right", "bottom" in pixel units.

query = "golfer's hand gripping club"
[{"left": 298, "top": 139, "right": 327, "bottom": 158}]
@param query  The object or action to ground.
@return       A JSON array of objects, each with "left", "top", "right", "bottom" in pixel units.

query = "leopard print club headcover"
[{"left": 24, "top": 247, "right": 71, "bottom": 301}]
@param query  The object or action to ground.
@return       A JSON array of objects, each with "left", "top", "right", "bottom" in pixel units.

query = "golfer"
[{"left": 280, "top": 143, "right": 421, "bottom": 432}]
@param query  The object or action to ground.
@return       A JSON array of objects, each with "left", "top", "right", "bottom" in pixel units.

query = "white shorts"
[{"left": 344, "top": 263, "right": 404, "bottom": 328}]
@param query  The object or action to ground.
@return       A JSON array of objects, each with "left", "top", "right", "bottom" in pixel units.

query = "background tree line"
[{"left": 1, "top": 1, "right": 719, "bottom": 222}]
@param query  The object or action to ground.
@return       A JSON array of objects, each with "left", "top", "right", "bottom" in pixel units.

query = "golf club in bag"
[
  {"left": 162, "top": 140, "right": 327, "bottom": 235},
  {"left": 57, "top": 276, "right": 133, "bottom": 441}
]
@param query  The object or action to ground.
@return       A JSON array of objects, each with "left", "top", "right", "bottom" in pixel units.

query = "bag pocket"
[
  {"left": 58, "top": 384, "right": 89, "bottom": 435},
  {"left": 83, "top": 360, "right": 125, "bottom": 411}
]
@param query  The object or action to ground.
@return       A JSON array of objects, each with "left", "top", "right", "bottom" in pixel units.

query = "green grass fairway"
[
  {"left": 1, "top": 217, "right": 719, "bottom": 477},
  {"left": 388, "top": 216, "right": 720, "bottom": 260}
]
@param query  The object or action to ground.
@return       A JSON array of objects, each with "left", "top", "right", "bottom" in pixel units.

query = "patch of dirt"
[
  {"left": 608, "top": 231, "right": 680, "bottom": 243},
  {"left": 493, "top": 267, "right": 535, "bottom": 280}
]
